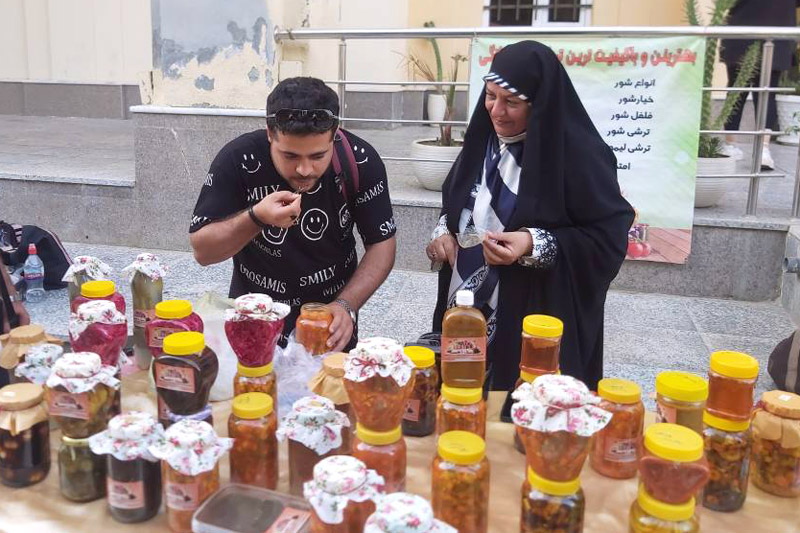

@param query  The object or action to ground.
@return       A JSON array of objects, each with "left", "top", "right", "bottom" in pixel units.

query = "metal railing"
[{"left": 274, "top": 26, "right": 800, "bottom": 217}]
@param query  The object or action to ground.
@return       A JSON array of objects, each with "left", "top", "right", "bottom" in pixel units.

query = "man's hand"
[
  {"left": 482, "top": 231, "right": 533, "bottom": 266},
  {"left": 327, "top": 301, "right": 355, "bottom": 352},
  {"left": 254, "top": 191, "right": 302, "bottom": 228},
  {"left": 426, "top": 234, "right": 458, "bottom": 267}
]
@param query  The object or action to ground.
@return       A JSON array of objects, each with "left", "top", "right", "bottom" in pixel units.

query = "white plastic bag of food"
[
  {"left": 193, "top": 291, "right": 236, "bottom": 402},
  {"left": 273, "top": 334, "right": 323, "bottom": 419}
]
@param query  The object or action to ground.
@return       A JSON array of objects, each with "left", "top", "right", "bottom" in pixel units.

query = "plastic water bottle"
[{"left": 24, "top": 243, "right": 45, "bottom": 303}]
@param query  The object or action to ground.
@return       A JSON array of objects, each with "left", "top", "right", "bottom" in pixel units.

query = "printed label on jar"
[
  {"left": 166, "top": 480, "right": 199, "bottom": 511},
  {"left": 48, "top": 390, "right": 91, "bottom": 420},
  {"left": 655, "top": 402, "right": 677, "bottom": 425},
  {"left": 107, "top": 478, "right": 145, "bottom": 510},
  {"left": 441, "top": 336, "right": 487, "bottom": 363},
  {"left": 604, "top": 437, "right": 639, "bottom": 463},
  {"left": 404, "top": 399, "right": 421, "bottom": 422},
  {"left": 155, "top": 363, "right": 196, "bottom": 393},
  {"left": 134, "top": 309, "right": 156, "bottom": 329},
  {"left": 148, "top": 326, "right": 180, "bottom": 348},
  {"left": 264, "top": 507, "right": 311, "bottom": 533}
]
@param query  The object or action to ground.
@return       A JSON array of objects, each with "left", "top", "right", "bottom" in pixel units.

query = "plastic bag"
[
  {"left": 194, "top": 291, "right": 236, "bottom": 401},
  {"left": 273, "top": 333, "right": 323, "bottom": 419}
]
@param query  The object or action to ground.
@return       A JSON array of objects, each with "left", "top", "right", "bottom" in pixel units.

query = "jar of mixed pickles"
[
  {"left": 0, "top": 383, "right": 50, "bottom": 487},
  {"left": 233, "top": 362, "right": 277, "bottom": 406},
  {"left": 63, "top": 256, "right": 112, "bottom": 306},
  {"left": 296, "top": 303, "right": 334, "bottom": 356},
  {"left": 751, "top": 390, "right": 800, "bottom": 497},
  {"left": 432, "top": 431, "right": 490, "bottom": 533},
  {"left": 639, "top": 424, "right": 709, "bottom": 506},
  {"left": 520, "top": 315, "right": 563, "bottom": 376},
  {"left": 629, "top": 484, "right": 699, "bottom": 533},
  {"left": 225, "top": 293, "right": 289, "bottom": 367},
  {"left": 45, "top": 352, "right": 120, "bottom": 438},
  {"left": 310, "top": 353, "right": 356, "bottom": 452},
  {"left": 707, "top": 350, "right": 758, "bottom": 422},
  {"left": 304, "top": 455, "right": 385, "bottom": 532},
  {"left": 521, "top": 467, "right": 584, "bottom": 533},
  {"left": 89, "top": 411, "right": 164, "bottom": 523},
  {"left": 59, "top": 435, "right": 106, "bottom": 502},
  {"left": 436, "top": 384, "right": 486, "bottom": 439},
  {"left": 353, "top": 424, "right": 406, "bottom": 494},
  {"left": 364, "top": 492, "right": 456, "bottom": 533},
  {"left": 589, "top": 378, "right": 644, "bottom": 480},
  {"left": 402, "top": 346, "right": 437, "bottom": 438},
  {"left": 701, "top": 411, "right": 751, "bottom": 512},
  {"left": 655, "top": 371, "right": 708, "bottom": 435},
  {"left": 278, "top": 395, "right": 351, "bottom": 497},
  {"left": 228, "top": 392, "right": 278, "bottom": 490},
  {"left": 69, "top": 300, "right": 128, "bottom": 368},
  {"left": 146, "top": 300, "right": 204, "bottom": 358},
  {"left": 13, "top": 343, "right": 63, "bottom": 385},
  {"left": 123, "top": 253, "right": 167, "bottom": 370},
  {"left": 70, "top": 280, "right": 126, "bottom": 314},
  {"left": 149, "top": 419, "right": 232, "bottom": 533},
  {"left": 153, "top": 332, "right": 219, "bottom": 416}
]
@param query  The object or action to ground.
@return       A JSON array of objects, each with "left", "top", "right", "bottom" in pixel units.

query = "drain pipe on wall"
[{"left": 786, "top": 258, "right": 800, "bottom": 274}]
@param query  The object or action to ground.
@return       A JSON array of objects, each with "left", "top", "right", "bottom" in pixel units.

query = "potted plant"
[
  {"left": 686, "top": 0, "right": 761, "bottom": 207},
  {"left": 776, "top": 47, "right": 800, "bottom": 145}
]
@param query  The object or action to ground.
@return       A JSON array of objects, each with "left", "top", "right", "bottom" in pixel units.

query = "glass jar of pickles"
[
  {"left": 353, "top": 424, "right": 406, "bottom": 494},
  {"left": 153, "top": 332, "right": 219, "bottom": 416},
  {"left": 89, "top": 411, "right": 165, "bottom": 523},
  {"left": 304, "top": 455, "right": 385, "bottom": 532},
  {"left": 13, "top": 343, "right": 63, "bottom": 385},
  {"left": 639, "top": 424, "right": 709, "bottom": 505},
  {"left": 589, "top": 378, "right": 644, "bottom": 480},
  {"left": 45, "top": 352, "right": 120, "bottom": 438},
  {"left": 402, "top": 346, "right": 438, "bottom": 438},
  {"left": 521, "top": 468, "right": 584, "bottom": 533},
  {"left": 63, "top": 256, "right": 113, "bottom": 306},
  {"left": 310, "top": 353, "right": 356, "bottom": 453},
  {"left": 707, "top": 350, "right": 758, "bottom": 422},
  {"left": 655, "top": 371, "right": 708, "bottom": 435},
  {"left": 228, "top": 392, "right": 278, "bottom": 490},
  {"left": 277, "top": 395, "right": 351, "bottom": 497},
  {"left": 629, "top": 484, "right": 699, "bottom": 533},
  {"left": 436, "top": 385, "right": 486, "bottom": 438},
  {"left": 69, "top": 300, "right": 128, "bottom": 368},
  {"left": 701, "top": 411, "right": 751, "bottom": 512},
  {"left": 432, "top": 431, "right": 490, "bottom": 533},
  {"left": 520, "top": 315, "right": 563, "bottom": 376},
  {"left": 150, "top": 419, "right": 232, "bottom": 533},
  {"left": 123, "top": 253, "right": 167, "bottom": 370},
  {"left": 296, "top": 303, "right": 334, "bottom": 356},
  {"left": 751, "top": 390, "right": 800, "bottom": 497},
  {"left": 233, "top": 362, "right": 277, "bottom": 407},
  {"left": 225, "top": 294, "right": 289, "bottom": 367},
  {"left": 0, "top": 383, "right": 50, "bottom": 487},
  {"left": 364, "top": 492, "right": 456, "bottom": 533},
  {"left": 70, "top": 280, "right": 126, "bottom": 314},
  {"left": 146, "top": 300, "right": 204, "bottom": 358},
  {"left": 59, "top": 435, "right": 107, "bottom": 502}
]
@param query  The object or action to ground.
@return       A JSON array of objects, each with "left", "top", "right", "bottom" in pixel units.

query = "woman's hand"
[
  {"left": 426, "top": 234, "right": 458, "bottom": 267},
  {"left": 482, "top": 231, "right": 533, "bottom": 266}
]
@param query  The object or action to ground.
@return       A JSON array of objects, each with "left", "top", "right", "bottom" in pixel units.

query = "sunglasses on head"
[{"left": 266, "top": 108, "right": 339, "bottom": 131}]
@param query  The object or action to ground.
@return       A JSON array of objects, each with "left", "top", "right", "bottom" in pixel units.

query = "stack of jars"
[
  {"left": 751, "top": 390, "right": 800, "bottom": 498},
  {"left": 513, "top": 374, "right": 612, "bottom": 533},
  {"left": 123, "top": 253, "right": 167, "bottom": 370},
  {"left": 344, "top": 337, "right": 415, "bottom": 494},
  {"left": 0, "top": 383, "right": 51, "bottom": 488}
]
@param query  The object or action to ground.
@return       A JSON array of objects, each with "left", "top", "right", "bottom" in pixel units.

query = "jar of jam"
[
  {"left": 296, "top": 303, "right": 334, "bottom": 356},
  {"left": 124, "top": 253, "right": 167, "bottom": 370},
  {"left": 63, "top": 256, "right": 113, "bottom": 306},
  {"left": 146, "top": 300, "right": 204, "bottom": 358},
  {"left": 45, "top": 351, "right": 120, "bottom": 438},
  {"left": 0, "top": 324, "right": 62, "bottom": 377},
  {"left": 520, "top": 314, "right": 563, "bottom": 375},
  {"left": 69, "top": 299, "right": 128, "bottom": 367},
  {"left": 639, "top": 424, "right": 709, "bottom": 505},
  {"left": 629, "top": 484, "right": 699, "bottom": 533},
  {"left": 655, "top": 371, "right": 708, "bottom": 435},
  {"left": 88, "top": 411, "right": 165, "bottom": 523},
  {"left": 701, "top": 411, "right": 751, "bottom": 512},
  {"left": 402, "top": 346, "right": 438, "bottom": 438},
  {"left": 344, "top": 338, "right": 415, "bottom": 432},
  {"left": 364, "top": 492, "right": 456, "bottom": 533},
  {"left": 13, "top": 343, "right": 63, "bottom": 385},
  {"left": 589, "top": 378, "right": 644, "bottom": 479},
  {"left": 310, "top": 353, "right": 356, "bottom": 452},
  {"left": 353, "top": 424, "right": 406, "bottom": 493},
  {"left": 436, "top": 385, "right": 486, "bottom": 438},
  {"left": 0, "top": 383, "right": 50, "bottom": 487},
  {"left": 226, "top": 293, "right": 289, "bottom": 366},
  {"left": 228, "top": 392, "right": 278, "bottom": 489},
  {"left": 432, "top": 431, "right": 490, "bottom": 533},
  {"left": 59, "top": 435, "right": 107, "bottom": 502},
  {"left": 149, "top": 419, "right": 232, "bottom": 533},
  {"left": 707, "top": 350, "right": 759, "bottom": 422},
  {"left": 153, "top": 332, "right": 219, "bottom": 415},
  {"left": 521, "top": 467, "right": 584, "bottom": 533},
  {"left": 277, "top": 395, "right": 351, "bottom": 497},
  {"left": 751, "top": 390, "right": 800, "bottom": 497},
  {"left": 165, "top": 403, "right": 213, "bottom": 429},
  {"left": 70, "top": 279, "right": 126, "bottom": 314},
  {"left": 234, "top": 362, "right": 277, "bottom": 407},
  {"left": 440, "top": 290, "right": 486, "bottom": 389},
  {"left": 304, "top": 455, "right": 384, "bottom": 532}
]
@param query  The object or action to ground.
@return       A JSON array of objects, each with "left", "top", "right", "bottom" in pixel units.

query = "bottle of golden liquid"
[{"left": 441, "top": 290, "right": 487, "bottom": 389}]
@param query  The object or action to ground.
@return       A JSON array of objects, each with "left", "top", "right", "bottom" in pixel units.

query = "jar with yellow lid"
[
  {"left": 436, "top": 384, "right": 486, "bottom": 439},
  {"left": 233, "top": 362, "right": 277, "bottom": 406},
  {"left": 655, "top": 371, "right": 708, "bottom": 435},
  {"left": 153, "top": 332, "right": 219, "bottom": 415},
  {"left": 639, "top": 424, "right": 709, "bottom": 506},
  {"left": 701, "top": 411, "right": 751, "bottom": 512},
  {"left": 629, "top": 485, "right": 699, "bottom": 533},
  {"left": 590, "top": 378, "right": 644, "bottom": 479},
  {"left": 353, "top": 423, "right": 406, "bottom": 493},
  {"left": 228, "top": 392, "right": 278, "bottom": 489},
  {"left": 432, "top": 431, "right": 490, "bottom": 533},
  {"left": 309, "top": 352, "right": 355, "bottom": 452},
  {"left": 0, "top": 383, "right": 50, "bottom": 487},
  {"left": 520, "top": 467, "right": 584, "bottom": 533},
  {"left": 402, "top": 346, "right": 438, "bottom": 437},
  {"left": 751, "top": 390, "right": 800, "bottom": 497},
  {"left": 706, "top": 350, "right": 758, "bottom": 422},
  {"left": 145, "top": 300, "right": 204, "bottom": 358},
  {"left": 296, "top": 302, "right": 333, "bottom": 356},
  {"left": 70, "top": 280, "right": 126, "bottom": 314},
  {"left": 520, "top": 315, "right": 563, "bottom": 375}
]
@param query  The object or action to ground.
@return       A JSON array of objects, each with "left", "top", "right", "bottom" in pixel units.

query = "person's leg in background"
[
  {"left": 750, "top": 69, "right": 782, "bottom": 170},
  {"left": 722, "top": 61, "right": 746, "bottom": 160}
]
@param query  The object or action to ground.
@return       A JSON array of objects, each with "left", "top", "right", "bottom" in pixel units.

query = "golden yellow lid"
[
  {"left": 155, "top": 300, "right": 193, "bottom": 320},
  {"left": 437, "top": 431, "right": 485, "bottom": 465},
  {"left": 232, "top": 392, "right": 273, "bottom": 419},
  {"left": 637, "top": 484, "right": 695, "bottom": 522},
  {"left": 527, "top": 467, "right": 580, "bottom": 497},
  {"left": 522, "top": 315, "right": 564, "bottom": 338},
  {"left": 356, "top": 423, "right": 402, "bottom": 446},
  {"left": 709, "top": 351, "right": 759, "bottom": 380},
  {"left": 162, "top": 331, "right": 205, "bottom": 356},
  {"left": 237, "top": 362, "right": 274, "bottom": 378},
  {"left": 598, "top": 378, "right": 641, "bottom": 404},
  {"left": 644, "top": 423, "right": 704, "bottom": 463},
  {"left": 655, "top": 371, "right": 708, "bottom": 403},
  {"left": 441, "top": 384, "right": 482, "bottom": 405},
  {"left": 703, "top": 411, "right": 750, "bottom": 433},
  {"left": 403, "top": 346, "right": 435, "bottom": 369},
  {"left": 519, "top": 370, "right": 540, "bottom": 384},
  {"left": 80, "top": 280, "right": 115, "bottom": 298}
]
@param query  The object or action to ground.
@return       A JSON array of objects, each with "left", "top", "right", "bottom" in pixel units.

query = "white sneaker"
[
  {"left": 761, "top": 146, "right": 775, "bottom": 170},
  {"left": 719, "top": 143, "right": 744, "bottom": 160}
]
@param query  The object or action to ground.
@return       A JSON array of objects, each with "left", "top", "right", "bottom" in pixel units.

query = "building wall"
[{"left": 591, "top": 0, "right": 688, "bottom": 26}]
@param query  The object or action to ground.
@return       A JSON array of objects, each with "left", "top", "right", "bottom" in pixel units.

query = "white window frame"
[{"left": 482, "top": 0, "right": 592, "bottom": 27}]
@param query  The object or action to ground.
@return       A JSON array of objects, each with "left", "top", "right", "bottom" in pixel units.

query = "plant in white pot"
[{"left": 777, "top": 51, "right": 800, "bottom": 145}]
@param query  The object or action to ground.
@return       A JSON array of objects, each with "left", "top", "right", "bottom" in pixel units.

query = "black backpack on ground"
[{"left": 0, "top": 222, "right": 71, "bottom": 290}]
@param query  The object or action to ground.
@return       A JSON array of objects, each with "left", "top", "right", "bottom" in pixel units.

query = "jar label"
[
  {"left": 148, "top": 326, "right": 181, "bottom": 348},
  {"left": 134, "top": 309, "right": 156, "bottom": 329},
  {"left": 264, "top": 507, "right": 311, "bottom": 533},
  {"left": 441, "top": 336, "right": 486, "bottom": 363},
  {"left": 155, "top": 363, "right": 196, "bottom": 393},
  {"left": 48, "top": 390, "right": 90, "bottom": 420},
  {"left": 604, "top": 437, "right": 639, "bottom": 463},
  {"left": 166, "top": 480, "right": 199, "bottom": 511},
  {"left": 107, "top": 478, "right": 145, "bottom": 510},
  {"left": 404, "top": 399, "right": 421, "bottom": 422},
  {"left": 655, "top": 402, "right": 677, "bottom": 425}
]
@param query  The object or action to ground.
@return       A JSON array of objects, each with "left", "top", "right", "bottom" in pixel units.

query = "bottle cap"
[
  {"left": 455, "top": 290, "right": 474, "bottom": 307},
  {"left": 80, "top": 280, "right": 115, "bottom": 298},
  {"left": 437, "top": 430, "right": 485, "bottom": 465},
  {"left": 155, "top": 300, "right": 193, "bottom": 320},
  {"left": 232, "top": 392, "right": 274, "bottom": 419},
  {"left": 162, "top": 331, "right": 205, "bottom": 356}
]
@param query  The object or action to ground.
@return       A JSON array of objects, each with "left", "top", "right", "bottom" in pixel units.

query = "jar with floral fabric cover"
[
  {"left": 89, "top": 411, "right": 165, "bottom": 523},
  {"left": 364, "top": 492, "right": 456, "bottom": 533},
  {"left": 0, "top": 383, "right": 50, "bottom": 488},
  {"left": 123, "top": 253, "right": 167, "bottom": 370},
  {"left": 309, "top": 353, "right": 355, "bottom": 452},
  {"left": 0, "top": 324, "right": 62, "bottom": 380},
  {"left": 11, "top": 342, "right": 63, "bottom": 385},
  {"left": 69, "top": 300, "right": 128, "bottom": 368},
  {"left": 62, "top": 255, "right": 113, "bottom": 307},
  {"left": 149, "top": 419, "right": 232, "bottom": 533},
  {"left": 750, "top": 390, "right": 800, "bottom": 497},
  {"left": 277, "top": 395, "right": 351, "bottom": 497},
  {"left": 71, "top": 280, "right": 126, "bottom": 314},
  {"left": 45, "top": 352, "right": 120, "bottom": 438},
  {"left": 303, "top": 455, "right": 385, "bottom": 533},
  {"left": 225, "top": 293, "right": 290, "bottom": 369}
]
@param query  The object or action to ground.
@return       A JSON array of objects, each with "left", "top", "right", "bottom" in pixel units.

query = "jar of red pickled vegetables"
[
  {"left": 71, "top": 280, "right": 126, "bottom": 314},
  {"left": 225, "top": 294, "right": 289, "bottom": 367},
  {"left": 707, "top": 350, "right": 758, "bottom": 422},
  {"left": 69, "top": 300, "right": 127, "bottom": 368},
  {"left": 589, "top": 378, "right": 644, "bottom": 479},
  {"left": 146, "top": 300, "right": 204, "bottom": 358}
]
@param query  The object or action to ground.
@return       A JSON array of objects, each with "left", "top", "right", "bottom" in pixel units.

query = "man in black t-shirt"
[{"left": 189, "top": 77, "right": 396, "bottom": 351}]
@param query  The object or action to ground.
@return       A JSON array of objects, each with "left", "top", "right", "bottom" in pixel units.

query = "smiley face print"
[
  {"left": 241, "top": 153, "right": 261, "bottom": 174},
  {"left": 352, "top": 144, "right": 369, "bottom": 165},
  {"left": 301, "top": 208, "right": 329, "bottom": 241},
  {"left": 262, "top": 226, "right": 287, "bottom": 246}
]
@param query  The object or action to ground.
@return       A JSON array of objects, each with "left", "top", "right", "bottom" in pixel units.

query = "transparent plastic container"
[
  {"left": 751, "top": 390, "right": 800, "bottom": 498},
  {"left": 706, "top": 350, "right": 758, "bottom": 422},
  {"left": 146, "top": 300, "right": 204, "bottom": 358},
  {"left": 590, "top": 378, "right": 644, "bottom": 480},
  {"left": 436, "top": 385, "right": 486, "bottom": 439},
  {"left": 639, "top": 424, "right": 709, "bottom": 505},
  {"left": 233, "top": 362, "right": 277, "bottom": 408},
  {"left": 520, "top": 314, "right": 563, "bottom": 375},
  {"left": 629, "top": 485, "right": 699, "bottom": 533},
  {"left": 0, "top": 383, "right": 50, "bottom": 488},
  {"left": 193, "top": 484, "right": 312, "bottom": 533},
  {"left": 130, "top": 270, "right": 164, "bottom": 369},
  {"left": 70, "top": 280, "right": 126, "bottom": 314},
  {"left": 401, "top": 346, "right": 437, "bottom": 438},
  {"left": 352, "top": 424, "right": 406, "bottom": 494},
  {"left": 153, "top": 332, "right": 219, "bottom": 415},
  {"left": 520, "top": 468, "right": 584, "bottom": 533},
  {"left": 440, "top": 291, "right": 486, "bottom": 389},
  {"left": 655, "top": 371, "right": 708, "bottom": 435},
  {"left": 296, "top": 303, "right": 333, "bottom": 356},
  {"left": 228, "top": 393, "right": 278, "bottom": 490},
  {"left": 165, "top": 464, "right": 220, "bottom": 533},
  {"left": 701, "top": 412, "right": 751, "bottom": 512}
]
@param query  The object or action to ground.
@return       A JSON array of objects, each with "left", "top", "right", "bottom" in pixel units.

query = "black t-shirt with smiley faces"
[{"left": 190, "top": 128, "right": 396, "bottom": 342}]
